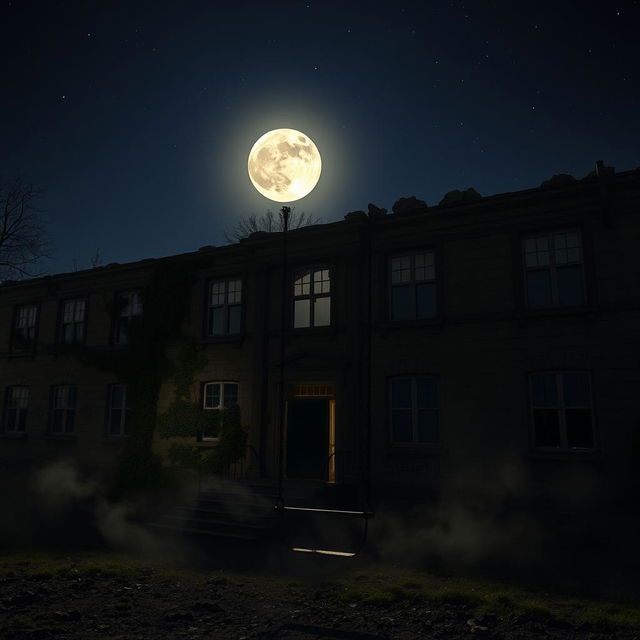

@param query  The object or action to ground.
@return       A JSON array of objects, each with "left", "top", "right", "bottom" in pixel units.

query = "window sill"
[
  {"left": 46, "top": 434, "right": 76, "bottom": 441},
  {"left": 196, "top": 439, "right": 220, "bottom": 448},
  {"left": 388, "top": 444, "right": 442, "bottom": 455},
  {"left": 289, "top": 325, "right": 338, "bottom": 335},
  {"left": 103, "top": 436, "right": 128, "bottom": 443},
  {"left": 0, "top": 432, "right": 27, "bottom": 439},
  {"left": 379, "top": 317, "right": 443, "bottom": 331},
  {"left": 516, "top": 304, "right": 596, "bottom": 321},
  {"left": 199, "top": 335, "right": 244, "bottom": 344},
  {"left": 527, "top": 448, "right": 599, "bottom": 461},
  {"left": 8, "top": 351, "right": 37, "bottom": 359}
]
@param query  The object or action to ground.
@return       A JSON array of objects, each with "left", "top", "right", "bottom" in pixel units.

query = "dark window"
[
  {"left": 50, "top": 385, "right": 77, "bottom": 435},
  {"left": 12, "top": 304, "right": 38, "bottom": 352},
  {"left": 60, "top": 299, "right": 86, "bottom": 344},
  {"left": 523, "top": 231, "right": 585, "bottom": 308},
  {"left": 114, "top": 292, "right": 142, "bottom": 345},
  {"left": 390, "top": 377, "right": 439, "bottom": 444},
  {"left": 207, "top": 279, "right": 242, "bottom": 336},
  {"left": 530, "top": 372, "right": 594, "bottom": 450},
  {"left": 201, "top": 381, "right": 239, "bottom": 440},
  {"left": 293, "top": 268, "right": 331, "bottom": 328},
  {"left": 107, "top": 384, "right": 129, "bottom": 436},
  {"left": 3, "top": 386, "right": 29, "bottom": 433},
  {"left": 389, "top": 252, "right": 437, "bottom": 320}
]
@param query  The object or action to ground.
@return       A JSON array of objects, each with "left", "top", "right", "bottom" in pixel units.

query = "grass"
[
  {"left": 332, "top": 566, "right": 640, "bottom": 630},
  {"left": 2, "top": 551, "right": 640, "bottom": 631}
]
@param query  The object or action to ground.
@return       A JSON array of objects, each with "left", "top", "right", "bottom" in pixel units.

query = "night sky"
[{"left": 2, "top": 1, "right": 639, "bottom": 276}]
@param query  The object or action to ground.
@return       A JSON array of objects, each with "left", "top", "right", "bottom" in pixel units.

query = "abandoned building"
[{"left": 1, "top": 162, "right": 639, "bottom": 520}]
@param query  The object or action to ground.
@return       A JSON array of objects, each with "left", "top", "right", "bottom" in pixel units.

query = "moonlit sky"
[{"left": 2, "top": 1, "right": 639, "bottom": 275}]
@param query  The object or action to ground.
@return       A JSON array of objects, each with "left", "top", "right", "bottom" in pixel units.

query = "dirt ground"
[{"left": 2, "top": 550, "right": 640, "bottom": 640}]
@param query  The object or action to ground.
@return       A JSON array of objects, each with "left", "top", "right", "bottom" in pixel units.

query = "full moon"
[{"left": 247, "top": 128, "right": 321, "bottom": 202}]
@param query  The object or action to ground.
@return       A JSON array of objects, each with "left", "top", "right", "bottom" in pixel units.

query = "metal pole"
[
  {"left": 276, "top": 206, "right": 290, "bottom": 508},
  {"left": 364, "top": 212, "right": 373, "bottom": 512}
]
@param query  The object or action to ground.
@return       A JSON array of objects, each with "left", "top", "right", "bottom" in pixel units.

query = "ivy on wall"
[
  {"left": 77, "top": 262, "right": 195, "bottom": 495},
  {"left": 157, "top": 342, "right": 248, "bottom": 477}
]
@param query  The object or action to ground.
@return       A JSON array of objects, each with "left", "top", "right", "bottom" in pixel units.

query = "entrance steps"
[{"left": 145, "top": 478, "right": 330, "bottom": 545}]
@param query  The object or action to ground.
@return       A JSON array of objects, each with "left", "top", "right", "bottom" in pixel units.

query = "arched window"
[{"left": 293, "top": 267, "right": 331, "bottom": 328}]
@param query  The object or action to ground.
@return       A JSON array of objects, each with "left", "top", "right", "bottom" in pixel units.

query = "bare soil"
[{"left": 1, "top": 552, "right": 639, "bottom": 640}]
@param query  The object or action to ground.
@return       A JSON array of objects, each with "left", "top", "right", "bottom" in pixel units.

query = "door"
[{"left": 286, "top": 398, "right": 329, "bottom": 479}]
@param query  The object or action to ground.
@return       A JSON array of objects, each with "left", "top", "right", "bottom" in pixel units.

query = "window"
[
  {"left": 50, "top": 385, "right": 77, "bottom": 435},
  {"left": 523, "top": 231, "right": 585, "bottom": 308},
  {"left": 389, "top": 377, "right": 439, "bottom": 444},
  {"left": 12, "top": 304, "right": 38, "bottom": 352},
  {"left": 3, "top": 386, "right": 29, "bottom": 434},
  {"left": 293, "top": 268, "right": 331, "bottom": 328},
  {"left": 201, "top": 381, "right": 239, "bottom": 440},
  {"left": 207, "top": 279, "right": 242, "bottom": 336},
  {"left": 529, "top": 372, "right": 595, "bottom": 450},
  {"left": 389, "top": 252, "right": 436, "bottom": 320},
  {"left": 114, "top": 292, "right": 142, "bottom": 344},
  {"left": 107, "top": 384, "right": 129, "bottom": 437},
  {"left": 60, "top": 299, "right": 86, "bottom": 344}
]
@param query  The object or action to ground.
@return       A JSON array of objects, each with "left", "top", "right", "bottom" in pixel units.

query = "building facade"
[{"left": 1, "top": 166, "right": 639, "bottom": 513}]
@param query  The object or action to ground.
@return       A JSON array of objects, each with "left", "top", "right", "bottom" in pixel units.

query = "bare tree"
[
  {"left": 0, "top": 177, "right": 48, "bottom": 280},
  {"left": 223, "top": 209, "right": 322, "bottom": 244}
]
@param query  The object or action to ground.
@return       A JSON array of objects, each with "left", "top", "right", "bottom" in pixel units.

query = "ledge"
[
  {"left": 45, "top": 434, "right": 76, "bottom": 441},
  {"left": 198, "top": 335, "right": 245, "bottom": 345},
  {"left": 515, "top": 304, "right": 598, "bottom": 322},
  {"left": 378, "top": 317, "right": 444, "bottom": 331},
  {"left": 196, "top": 439, "right": 220, "bottom": 448},
  {"left": 388, "top": 444, "right": 443, "bottom": 456},
  {"left": 0, "top": 432, "right": 28, "bottom": 439},
  {"left": 526, "top": 448, "right": 600, "bottom": 462}
]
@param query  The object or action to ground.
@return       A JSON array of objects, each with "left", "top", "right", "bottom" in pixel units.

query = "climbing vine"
[
  {"left": 156, "top": 342, "right": 248, "bottom": 477},
  {"left": 77, "top": 261, "right": 195, "bottom": 495}
]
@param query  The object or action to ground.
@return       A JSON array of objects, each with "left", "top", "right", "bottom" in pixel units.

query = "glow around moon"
[{"left": 248, "top": 128, "right": 321, "bottom": 202}]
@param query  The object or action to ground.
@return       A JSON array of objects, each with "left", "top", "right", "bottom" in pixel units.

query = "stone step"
[
  {"left": 158, "top": 513, "right": 272, "bottom": 533},
  {"left": 146, "top": 521, "right": 259, "bottom": 542}
]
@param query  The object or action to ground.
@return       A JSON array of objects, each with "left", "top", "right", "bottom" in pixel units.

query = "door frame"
[{"left": 287, "top": 382, "right": 336, "bottom": 483}]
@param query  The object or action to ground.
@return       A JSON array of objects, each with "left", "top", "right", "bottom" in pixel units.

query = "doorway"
[{"left": 286, "top": 383, "right": 336, "bottom": 482}]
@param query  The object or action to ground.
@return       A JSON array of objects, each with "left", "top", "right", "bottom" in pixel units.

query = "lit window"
[
  {"left": 12, "top": 304, "right": 38, "bottom": 352},
  {"left": 3, "top": 386, "right": 29, "bottom": 433},
  {"left": 50, "top": 385, "right": 77, "bottom": 435},
  {"left": 207, "top": 279, "right": 242, "bottom": 336},
  {"left": 530, "top": 372, "right": 595, "bottom": 450},
  {"left": 201, "top": 381, "right": 239, "bottom": 440},
  {"left": 523, "top": 231, "right": 585, "bottom": 308},
  {"left": 114, "top": 292, "right": 142, "bottom": 344},
  {"left": 293, "top": 268, "right": 331, "bottom": 328},
  {"left": 107, "top": 384, "right": 129, "bottom": 437},
  {"left": 389, "top": 377, "right": 439, "bottom": 444},
  {"left": 60, "top": 299, "right": 86, "bottom": 344},
  {"left": 389, "top": 252, "right": 437, "bottom": 320}
]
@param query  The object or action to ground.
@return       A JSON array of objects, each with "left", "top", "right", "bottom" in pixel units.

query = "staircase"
[{"left": 146, "top": 478, "right": 323, "bottom": 546}]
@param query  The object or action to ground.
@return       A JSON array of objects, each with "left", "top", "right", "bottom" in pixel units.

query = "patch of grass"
[
  {"left": 5, "top": 615, "right": 38, "bottom": 629},
  {"left": 332, "top": 566, "right": 640, "bottom": 630}
]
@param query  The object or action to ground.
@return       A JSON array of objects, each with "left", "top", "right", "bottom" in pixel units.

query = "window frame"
[
  {"left": 200, "top": 380, "right": 239, "bottom": 442},
  {"left": 205, "top": 277, "right": 243, "bottom": 337},
  {"left": 106, "top": 383, "right": 129, "bottom": 438},
  {"left": 388, "top": 250, "right": 438, "bottom": 322},
  {"left": 388, "top": 375, "right": 440, "bottom": 446},
  {"left": 522, "top": 229, "right": 587, "bottom": 309},
  {"left": 113, "top": 291, "right": 142, "bottom": 345},
  {"left": 49, "top": 385, "right": 77, "bottom": 436},
  {"left": 11, "top": 303, "right": 39, "bottom": 354},
  {"left": 58, "top": 298, "right": 88, "bottom": 345},
  {"left": 292, "top": 266, "right": 332, "bottom": 329},
  {"left": 3, "top": 386, "right": 29, "bottom": 434},
  {"left": 528, "top": 370, "right": 596, "bottom": 452}
]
